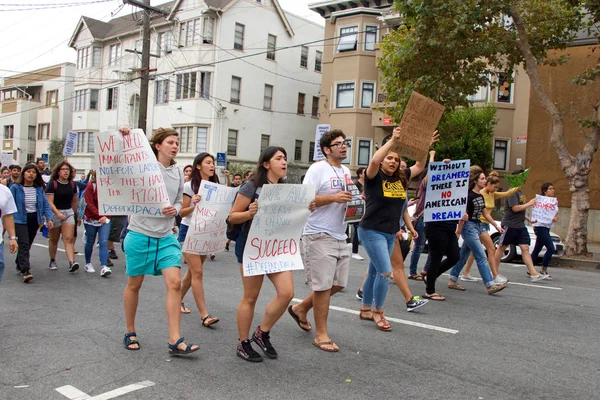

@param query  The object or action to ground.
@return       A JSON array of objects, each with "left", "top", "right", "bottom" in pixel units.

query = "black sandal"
[
  {"left": 168, "top": 337, "right": 199, "bottom": 355},
  {"left": 201, "top": 314, "right": 219, "bottom": 327},
  {"left": 124, "top": 332, "right": 140, "bottom": 350}
]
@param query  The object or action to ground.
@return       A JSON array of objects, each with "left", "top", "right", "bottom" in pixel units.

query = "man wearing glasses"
[{"left": 289, "top": 129, "right": 353, "bottom": 353}]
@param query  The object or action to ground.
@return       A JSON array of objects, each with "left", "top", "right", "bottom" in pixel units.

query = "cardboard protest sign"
[
  {"left": 182, "top": 182, "right": 238, "bottom": 255},
  {"left": 94, "top": 129, "right": 170, "bottom": 216},
  {"left": 505, "top": 168, "right": 530, "bottom": 188},
  {"left": 243, "top": 184, "right": 315, "bottom": 277},
  {"left": 424, "top": 160, "right": 470, "bottom": 222},
  {"left": 394, "top": 92, "right": 445, "bottom": 161},
  {"left": 313, "top": 124, "right": 330, "bottom": 161},
  {"left": 62, "top": 131, "right": 78, "bottom": 156},
  {"left": 0, "top": 153, "right": 15, "bottom": 167},
  {"left": 531, "top": 195, "right": 558, "bottom": 226},
  {"left": 345, "top": 176, "right": 364, "bottom": 223}
]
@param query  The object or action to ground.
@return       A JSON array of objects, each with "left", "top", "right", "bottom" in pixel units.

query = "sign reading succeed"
[
  {"left": 182, "top": 181, "right": 238, "bottom": 255},
  {"left": 94, "top": 129, "right": 170, "bottom": 216},
  {"left": 424, "top": 160, "right": 470, "bottom": 222},
  {"left": 243, "top": 184, "right": 315, "bottom": 277},
  {"left": 531, "top": 195, "right": 558, "bottom": 226}
]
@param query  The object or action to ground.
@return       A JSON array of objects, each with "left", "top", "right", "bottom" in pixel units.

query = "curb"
[{"left": 549, "top": 257, "right": 600, "bottom": 272}]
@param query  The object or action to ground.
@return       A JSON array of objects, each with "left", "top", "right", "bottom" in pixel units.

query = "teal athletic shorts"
[{"left": 124, "top": 231, "right": 181, "bottom": 277}]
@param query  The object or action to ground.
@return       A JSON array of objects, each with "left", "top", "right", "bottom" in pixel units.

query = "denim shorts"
[
  {"left": 124, "top": 231, "right": 181, "bottom": 276},
  {"left": 469, "top": 220, "right": 490, "bottom": 235}
]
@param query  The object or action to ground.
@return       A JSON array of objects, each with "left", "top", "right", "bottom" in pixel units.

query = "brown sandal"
[
  {"left": 373, "top": 311, "right": 392, "bottom": 332},
  {"left": 408, "top": 274, "right": 424, "bottom": 281},
  {"left": 359, "top": 309, "right": 374, "bottom": 321}
]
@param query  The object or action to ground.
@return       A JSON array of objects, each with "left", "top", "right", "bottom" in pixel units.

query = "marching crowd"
[{"left": 0, "top": 126, "right": 558, "bottom": 361}]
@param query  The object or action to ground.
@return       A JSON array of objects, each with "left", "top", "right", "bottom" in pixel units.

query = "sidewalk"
[{"left": 551, "top": 241, "right": 600, "bottom": 271}]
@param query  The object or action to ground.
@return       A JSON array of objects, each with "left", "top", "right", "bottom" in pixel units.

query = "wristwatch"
[{"left": 9, "top": 236, "right": 17, "bottom": 240}]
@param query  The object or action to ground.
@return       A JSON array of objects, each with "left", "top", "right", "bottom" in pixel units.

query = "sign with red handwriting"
[
  {"left": 182, "top": 181, "right": 238, "bottom": 255},
  {"left": 243, "top": 184, "right": 315, "bottom": 277},
  {"left": 94, "top": 129, "right": 170, "bottom": 216},
  {"left": 531, "top": 195, "right": 558, "bottom": 226}
]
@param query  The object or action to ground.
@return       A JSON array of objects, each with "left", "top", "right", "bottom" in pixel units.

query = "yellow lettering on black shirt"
[{"left": 382, "top": 180, "right": 406, "bottom": 199}]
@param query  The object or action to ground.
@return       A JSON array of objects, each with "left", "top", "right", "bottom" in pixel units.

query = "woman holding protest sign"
[
  {"left": 460, "top": 171, "right": 520, "bottom": 284},
  {"left": 11, "top": 163, "right": 54, "bottom": 282},
  {"left": 446, "top": 166, "right": 506, "bottom": 295},
  {"left": 530, "top": 182, "right": 557, "bottom": 279},
  {"left": 358, "top": 126, "right": 437, "bottom": 331},
  {"left": 82, "top": 170, "right": 111, "bottom": 278},
  {"left": 229, "top": 146, "right": 315, "bottom": 362},
  {"left": 120, "top": 127, "right": 199, "bottom": 356},
  {"left": 178, "top": 152, "right": 220, "bottom": 326},
  {"left": 46, "top": 161, "right": 79, "bottom": 273}
]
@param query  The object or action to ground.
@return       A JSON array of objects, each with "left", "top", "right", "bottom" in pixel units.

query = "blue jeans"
[
  {"left": 358, "top": 227, "right": 395, "bottom": 309},
  {"left": 409, "top": 216, "right": 426, "bottom": 275},
  {"left": 0, "top": 244, "right": 4, "bottom": 283},
  {"left": 531, "top": 227, "right": 555, "bottom": 268},
  {"left": 84, "top": 222, "right": 109, "bottom": 266},
  {"left": 449, "top": 221, "right": 495, "bottom": 287}
]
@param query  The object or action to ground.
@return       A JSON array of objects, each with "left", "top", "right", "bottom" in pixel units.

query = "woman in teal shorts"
[{"left": 121, "top": 127, "right": 199, "bottom": 356}]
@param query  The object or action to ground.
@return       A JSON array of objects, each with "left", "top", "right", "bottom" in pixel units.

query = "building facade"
[
  {"left": 68, "top": 0, "right": 324, "bottom": 178},
  {"left": 0, "top": 63, "right": 75, "bottom": 165}
]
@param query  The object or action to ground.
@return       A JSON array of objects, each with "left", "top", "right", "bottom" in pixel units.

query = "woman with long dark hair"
[
  {"left": 82, "top": 170, "right": 111, "bottom": 278},
  {"left": 11, "top": 163, "right": 54, "bottom": 282},
  {"left": 121, "top": 127, "right": 198, "bottom": 355},
  {"left": 530, "top": 182, "right": 558, "bottom": 279},
  {"left": 46, "top": 160, "right": 79, "bottom": 273},
  {"left": 229, "top": 146, "right": 314, "bottom": 362},
  {"left": 178, "top": 152, "right": 220, "bottom": 326}
]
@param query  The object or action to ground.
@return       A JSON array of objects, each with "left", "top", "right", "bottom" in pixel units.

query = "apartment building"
[
  {"left": 68, "top": 0, "right": 324, "bottom": 176},
  {"left": 0, "top": 63, "right": 75, "bottom": 165},
  {"left": 309, "top": 0, "right": 529, "bottom": 174}
]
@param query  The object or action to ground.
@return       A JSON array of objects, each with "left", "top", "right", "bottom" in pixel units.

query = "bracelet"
[{"left": 9, "top": 236, "right": 17, "bottom": 240}]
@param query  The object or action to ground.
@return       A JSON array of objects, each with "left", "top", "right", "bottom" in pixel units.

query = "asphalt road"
[{"left": 1, "top": 234, "right": 599, "bottom": 400}]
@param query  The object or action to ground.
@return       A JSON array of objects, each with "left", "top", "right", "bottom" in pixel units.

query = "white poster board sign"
[
  {"left": 0, "top": 153, "right": 14, "bottom": 167},
  {"left": 94, "top": 129, "right": 170, "bottom": 216},
  {"left": 62, "top": 131, "right": 78, "bottom": 156},
  {"left": 531, "top": 195, "right": 559, "bottom": 226},
  {"left": 312, "top": 124, "right": 330, "bottom": 161},
  {"left": 424, "top": 160, "right": 470, "bottom": 222},
  {"left": 182, "top": 181, "right": 238, "bottom": 255},
  {"left": 243, "top": 184, "right": 315, "bottom": 276}
]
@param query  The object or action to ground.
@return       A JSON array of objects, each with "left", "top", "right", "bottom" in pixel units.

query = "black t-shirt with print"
[
  {"left": 46, "top": 180, "right": 77, "bottom": 210},
  {"left": 466, "top": 191, "right": 486, "bottom": 222},
  {"left": 360, "top": 168, "right": 411, "bottom": 234}
]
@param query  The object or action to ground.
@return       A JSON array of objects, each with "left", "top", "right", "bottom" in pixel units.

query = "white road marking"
[
  {"left": 32, "top": 243, "right": 84, "bottom": 256},
  {"left": 56, "top": 381, "right": 155, "bottom": 400},
  {"left": 291, "top": 298, "right": 459, "bottom": 335},
  {"left": 440, "top": 273, "right": 563, "bottom": 290}
]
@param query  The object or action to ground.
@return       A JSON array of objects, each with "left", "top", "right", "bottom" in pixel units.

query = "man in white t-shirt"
[
  {"left": 0, "top": 184, "right": 19, "bottom": 283},
  {"left": 288, "top": 129, "right": 353, "bottom": 353}
]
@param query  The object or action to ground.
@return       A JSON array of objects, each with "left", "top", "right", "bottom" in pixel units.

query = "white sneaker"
[
  {"left": 494, "top": 274, "right": 508, "bottom": 284},
  {"left": 85, "top": 263, "right": 95, "bottom": 273},
  {"left": 530, "top": 273, "right": 549, "bottom": 282},
  {"left": 351, "top": 253, "right": 364, "bottom": 260},
  {"left": 460, "top": 274, "right": 479, "bottom": 282},
  {"left": 100, "top": 266, "right": 112, "bottom": 277},
  {"left": 347, "top": 243, "right": 353, "bottom": 247}
]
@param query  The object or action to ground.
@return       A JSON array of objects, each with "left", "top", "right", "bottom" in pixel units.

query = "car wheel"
[{"left": 493, "top": 235, "right": 517, "bottom": 263}]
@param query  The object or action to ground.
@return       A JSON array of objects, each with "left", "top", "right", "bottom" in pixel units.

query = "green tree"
[
  {"left": 434, "top": 105, "right": 496, "bottom": 172},
  {"left": 48, "top": 137, "right": 65, "bottom": 171},
  {"left": 379, "top": 0, "right": 600, "bottom": 256}
]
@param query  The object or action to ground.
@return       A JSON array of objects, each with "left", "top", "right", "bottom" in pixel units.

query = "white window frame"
[
  {"left": 175, "top": 72, "right": 197, "bottom": 100},
  {"left": 260, "top": 134, "right": 270, "bottom": 152},
  {"left": 496, "top": 72, "right": 514, "bottom": 104},
  {"left": 315, "top": 50, "right": 322, "bottom": 72},
  {"left": 342, "top": 137, "right": 352, "bottom": 165},
  {"left": 195, "top": 126, "right": 208, "bottom": 153},
  {"left": 74, "top": 89, "right": 88, "bottom": 112},
  {"left": 234, "top": 23, "right": 245, "bottom": 51},
  {"left": 493, "top": 138, "right": 510, "bottom": 171},
  {"left": 231, "top": 76, "right": 241, "bottom": 103},
  {"left": 294, "top": 139, "right": 302, "bottom": 161},
  {"left": 38, "top": 123, "right": 50, "bottom": 140},
  {"left": 357, "top": 138, "right": 372, "bottom": 166},
  {"left": 337, "top": 25, "right": 358, "bottom": 52},
  {"left": 267, "top": 34, "right": 276, "bottom": 60},
  {"left": 199, "top": 72, "right": 211, "bottom": 99},
  {"left": 334, "top": 80, "right": 356, "bottom": 109},
  {"left": 360, "top": 81, "right": 375, "bottom": 108},
  {"left": 155, "top": 80, "right": 169, "bottom": 104},
  {"left": 364, "top": 25, "right": 378, "bottom": 51},
  {"left": 300, "top": 46, "right": 308, "bottom": 68},
  {"left": 311, "top": 96, "right": 319, "bottom": 118},
  {"left": 77, "top": 47, "right": 89, "bottom": 69},
  {"left": 89, "top": 89, "right": 99, "bottom": 110},
  {"left": 106, "top": 87, "right": 118, "bottom": 110},
  {"left": 158, "top": 31, "right": 173, "bottom": 53},
  {"left": 179, "top": 18, "right": 200, "bottom": 47},
  {"left": 108, "top": 43, "right": 121, "bottom": 67},
  {"left": 87, "top": 132, "right": 95, "bottom": 153},
  {"left": 4, "top": 125, "right": 14, "bottom": 139},
  {"left": 202, "top": 16, "right": 214, "bottom": 44},
  {"left": 92, "top": 46, "right": 101, "bottom": 68},
  {"left": 468, "top": 83, "right": 490, "bottom": 102},
  {"left": 227, "top": 129, "right": 238, "bottom": 156},
  {"left": 264, "top": 84, "right": 273, "bottom": 111},
  {"left": 297, "top": 92, "right": 305, "bottom": 115}
]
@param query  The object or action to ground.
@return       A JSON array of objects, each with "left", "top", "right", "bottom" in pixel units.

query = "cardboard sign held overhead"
[{"left": 394, "top": 92, "right": 445, "bottom": 161}]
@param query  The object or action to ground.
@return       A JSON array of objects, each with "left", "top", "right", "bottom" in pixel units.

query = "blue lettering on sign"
[
  {"left": 431, "top": 211, "right": 462, "bottom": 220},
  {"left": 203, "top": 183, "right": 218, "bottom": 201}
]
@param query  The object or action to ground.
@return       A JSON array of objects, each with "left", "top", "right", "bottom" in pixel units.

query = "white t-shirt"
[
  {"left": 181, "top": 181, "right": 195, "bottom": 226},
  {"left": 302, "top": 160, "right": 351, "bottom": 240},
  {"left": 0, "top": 184, "right": 18, "bottom": 243}
]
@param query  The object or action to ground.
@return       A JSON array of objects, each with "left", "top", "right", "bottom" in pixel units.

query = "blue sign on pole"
[
  {"left": 41, "top": 153, "right": 49, "bottom": 162},
  {"left": 216, "top": 152, "right": 226, "bottom": 168}
]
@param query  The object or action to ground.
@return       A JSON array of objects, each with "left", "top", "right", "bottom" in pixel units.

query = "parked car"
[{"left": 407, "top": 205, "right": 565, "bottom": 263}]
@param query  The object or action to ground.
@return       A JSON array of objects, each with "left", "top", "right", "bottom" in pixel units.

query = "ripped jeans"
[{"left": 358, "top": 227, "right": 396, "bottom": 309}]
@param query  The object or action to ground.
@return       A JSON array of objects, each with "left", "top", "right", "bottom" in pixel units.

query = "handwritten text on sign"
[
  {"left": 182, "top": 182, "right": 238, "bottom": 255},
  {"left": 313, "top": 124, "right": 330, "bottom": 161},
  {"left": 424, "top": 160, "right": 470, "bottom": 222},
  {"left": 94, "top": 129, "right": 170, "bottom": 216},
  {"left": 62, "top": 131, "right": 78, "bottom": 156},
  {"left": 243, "top": 184, "right": 315, "bottom": 277},
  {"left": 395, "top": 92, "right": 445, "bottom": 161},
  {"left": 531, "top": 195, "right": 558, "bottom": 226}
]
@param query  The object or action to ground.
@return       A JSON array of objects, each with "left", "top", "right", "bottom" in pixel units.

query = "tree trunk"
[{"left": 565, "top": 169, "right": 590, "bottom": 256}]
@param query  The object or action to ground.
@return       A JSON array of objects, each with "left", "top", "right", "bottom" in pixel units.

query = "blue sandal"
[
  {"left": 124, "top": 332, "right": 140, "bottom": 350},
  {"left": 168, "top": 337, "right": 199, "bottom": 355}
]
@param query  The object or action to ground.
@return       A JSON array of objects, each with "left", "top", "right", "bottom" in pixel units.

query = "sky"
[{"left": 0, "top": 0, "right": 324, "bottom": 79}]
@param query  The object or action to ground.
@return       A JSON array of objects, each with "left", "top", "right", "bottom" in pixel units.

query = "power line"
[{"left": 0, "top": 0, "right": 113, "bottom": 11}]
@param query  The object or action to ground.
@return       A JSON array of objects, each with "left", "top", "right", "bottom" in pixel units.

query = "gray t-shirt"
[{"left": 501, "top": 191, "right": 526, "bottom": 228}]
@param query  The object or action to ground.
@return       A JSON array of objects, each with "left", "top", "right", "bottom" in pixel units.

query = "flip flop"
[
  {"left": 181, "top": 302, "right": 191, "bottom": 314},
  {"left": 423, "top": 293, "right": 446, "bottom": 301},
  {"left": 447, "top": 282, "right": 466, "bottom": 291},
  {"left": 312, "top": 340, "right": 339, "bottom": 352},
  {"left": 201, "top": 314, "right": 219, "bottom": 327},
  {"left": 408, "top": 274, "right": 424, "bottom": 281},
  {"left": 287, "top": 305, "right": 312, "bottom": 331}
]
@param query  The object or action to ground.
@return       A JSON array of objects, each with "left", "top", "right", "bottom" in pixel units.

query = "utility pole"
[{"left": 123, "top": 0, "right": 168, "bottom": 132}]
